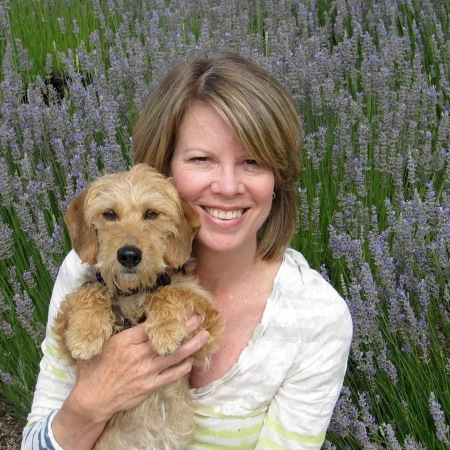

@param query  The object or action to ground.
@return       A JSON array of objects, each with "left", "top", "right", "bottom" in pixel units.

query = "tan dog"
[{"left": 53, "top": 164, "right": 221, "bottom": 450}]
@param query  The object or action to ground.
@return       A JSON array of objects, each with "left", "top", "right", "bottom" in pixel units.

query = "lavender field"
[{"left": 0, "top": 0, "right": 449, "bottom": 448}]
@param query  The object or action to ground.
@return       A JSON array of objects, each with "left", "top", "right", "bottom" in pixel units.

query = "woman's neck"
[{"left": 193, "top": 242, "right": 259, "bottom": 294}]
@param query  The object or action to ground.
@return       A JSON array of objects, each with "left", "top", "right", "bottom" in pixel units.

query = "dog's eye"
[
  {"left": 144, "top": 210, "right": 158, "bottom": 220},
  {"left": 103, "top": 210, "right": 117, "bottom": 221}
]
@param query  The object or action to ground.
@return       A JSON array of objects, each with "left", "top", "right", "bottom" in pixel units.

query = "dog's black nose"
[{"left": 117, "top": 246, "right": 142, "bottom": 268}]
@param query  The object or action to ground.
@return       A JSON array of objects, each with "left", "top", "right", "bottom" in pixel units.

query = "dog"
[{"left": 53, "top": 164, "right": 221, "bottom": 450}]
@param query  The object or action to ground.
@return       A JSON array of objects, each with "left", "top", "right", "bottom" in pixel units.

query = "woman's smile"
[{"left": 203, "top": 207, "right": 245, "bottom": 220}]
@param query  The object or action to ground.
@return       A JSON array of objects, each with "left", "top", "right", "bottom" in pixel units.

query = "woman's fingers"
[
  {"left": 186, "top": 313, "right": 205, "bottom": 335},
  {"left": 153, "top": 330, "right": 210, "bottom": 386},
  {"left": 164, "top": 329, "right": 210, "bottom": 366},
  {"left": 123, "top": 313, "right": 204, "bottom": 347}
]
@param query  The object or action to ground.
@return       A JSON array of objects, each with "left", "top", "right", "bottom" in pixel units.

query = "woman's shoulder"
[
  {"left": 279, "top": 248, "right": 332, "bottom": 289},
  {"left": 274, "top": 248, "right": 352, "bottom": 340},
  {"left": 278, "top": 248, "right": 349, "bottom": 315},
  {"left": 58, "top": 249, "right": 93, "bottom": 284}
]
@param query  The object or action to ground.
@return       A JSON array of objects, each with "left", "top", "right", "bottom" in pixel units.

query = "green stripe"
[
  {"left": 45, "top": 338, "right": 71, "bottom": 361},
  {"left": 48, "top": 365, "right": 71, "bottom": 379},
  {"left": 256, "top": 436, "right": 285, "bottom": 449},
  {"left": 264, "top": 414, "right": 326, "bottom": 445},
  {"left": 191, "top": 439, "right": 256, "bottom": 450},
  {"left": 191, "top": 406, "right": 266, "bottom": 448},
  {"left": 195, "top": 421, "right": 262, "bottom": 441}
]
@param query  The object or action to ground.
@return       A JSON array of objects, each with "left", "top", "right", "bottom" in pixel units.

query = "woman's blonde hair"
[{"left": 133, "top": 52, "right": 301, "bottom": 260}]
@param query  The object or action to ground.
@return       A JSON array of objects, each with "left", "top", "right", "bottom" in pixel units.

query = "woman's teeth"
[{"left": 205, "top": 208, "right": 244, "bottom": 220}]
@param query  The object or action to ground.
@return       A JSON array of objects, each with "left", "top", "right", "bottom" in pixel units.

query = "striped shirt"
[{"left": 22, "top": 248, "right": 352, "bottom": 449}]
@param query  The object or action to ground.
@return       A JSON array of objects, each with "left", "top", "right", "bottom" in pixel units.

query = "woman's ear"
[
  {"left": 65, "top": 189, "right": 98, "bottom": 265},
  {"left": 164, "top": 199, "right": 200, "bottom": 268}
]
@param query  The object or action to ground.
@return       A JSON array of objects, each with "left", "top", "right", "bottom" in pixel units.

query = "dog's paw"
[
  {"left": 145, "top": 323, "right": 186, "bottom": 356},
  {"left": 66, "top": 334, "right": 106, "bottom": 360}
]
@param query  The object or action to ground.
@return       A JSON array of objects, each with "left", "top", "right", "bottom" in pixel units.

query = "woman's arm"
[{"left": 23, "top": 251, "right": 86, "bottom": 449}]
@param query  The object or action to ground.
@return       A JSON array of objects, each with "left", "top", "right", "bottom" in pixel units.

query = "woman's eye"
[
  {"left": 244, "top": 159, "right": 261, "bottom": 168},
  {"left": 103, "top": 210, "right": 117, "bottom": 221},
  {"left": 144, "top": 210, "right": 159, "bottom": 220},
  {"left": 191, "top": 156, "right": 208, "bottom": 163}
]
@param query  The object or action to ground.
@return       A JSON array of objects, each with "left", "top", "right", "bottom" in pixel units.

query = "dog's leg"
[
  {"left": 54, "top": 284, "right": 114, "bottom": 360},
  {"left": 144, "top": 286, "right": 221, "bottom": 365},
  {"left": 144, "top": 287, "right": 187, "bottom": 356}
]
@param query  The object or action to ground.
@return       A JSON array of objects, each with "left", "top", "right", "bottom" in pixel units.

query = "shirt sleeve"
[
  {"left": 22, "top": 251, "right": 89, "bottom": 449},
  {"left": 255, "top": 293, "right": 353, "bottom": 449},
  {"left": 22, "top": 410, "right": 63, "bottom": 450}
]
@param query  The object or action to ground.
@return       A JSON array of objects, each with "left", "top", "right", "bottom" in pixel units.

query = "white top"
[{"left": 22, "top": 248, "right": 352, "bottom": 449}]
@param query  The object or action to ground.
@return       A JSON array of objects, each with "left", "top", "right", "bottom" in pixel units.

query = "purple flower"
[
  {"left": 0, "top": 292, "right": 13, "bottom": 338},
  {"left": 0, "top": 218, "right": 14, "bottom": 260},
  {"left": 0, "top": 369, "right": 12, "bottom": 385},
  {"left": 381, "top": 423, "right": 402, "bottom": 450},
  {"left": 403, "top": 436, "right": 426, "bottom": 450},
  {"left": 14, "top": 292, "right": 43, "bottom": 342},
  {"left": 428, "top": 393, "right": 450, "bottom": 446}
]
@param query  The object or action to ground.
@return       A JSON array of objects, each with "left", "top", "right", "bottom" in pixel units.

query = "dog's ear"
[
  {"left": 165, "top": 199, "right": 200, "bottom": 268},
  {"left": 65, "top": 189, "right": 98, "bottom": 265}
]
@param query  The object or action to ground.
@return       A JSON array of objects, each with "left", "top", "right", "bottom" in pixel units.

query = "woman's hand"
[{"left": 52, "top": 313, "right": 209, "bottom": 450}]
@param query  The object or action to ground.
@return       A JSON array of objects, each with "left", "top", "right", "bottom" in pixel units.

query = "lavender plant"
[{"left": 0, "top": 0, "right": 448, "bottom": 447}]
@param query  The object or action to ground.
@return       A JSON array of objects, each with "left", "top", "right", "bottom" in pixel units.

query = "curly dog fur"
[{"left": 53, "top": 164, "right": 221, "bottom": 450}]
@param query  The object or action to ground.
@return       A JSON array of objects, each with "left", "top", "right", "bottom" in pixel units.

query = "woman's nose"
[{"left": 210, "top": 166, "right": 245, "bottom": 196}]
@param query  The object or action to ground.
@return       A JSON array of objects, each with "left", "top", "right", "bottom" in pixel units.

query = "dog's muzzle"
[{"left": 117, "top": 245, "right": 142, "bottom": 268}]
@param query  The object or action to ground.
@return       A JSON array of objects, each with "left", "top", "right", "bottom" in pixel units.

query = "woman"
[{"left": 23, "top": 52, "right": 352, "bottom": 449}]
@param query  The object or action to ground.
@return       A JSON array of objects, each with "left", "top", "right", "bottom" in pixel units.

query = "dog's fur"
[{"left": 53, "top": 164, "right": 221, "bottom": 450}]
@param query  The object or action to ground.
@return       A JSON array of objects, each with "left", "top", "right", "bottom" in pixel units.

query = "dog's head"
[{"left": 65, "top": 164, "right": 200, "bottom": 293}]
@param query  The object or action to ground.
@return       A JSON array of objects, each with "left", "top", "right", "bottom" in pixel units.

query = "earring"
[{"left": 272, "top": 192, "right": 276, "bottom": 200}]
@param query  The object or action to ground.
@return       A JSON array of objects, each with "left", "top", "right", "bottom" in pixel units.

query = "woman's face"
[{"left": 169, "top": 101, "right": 275, "bottom": 256}]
